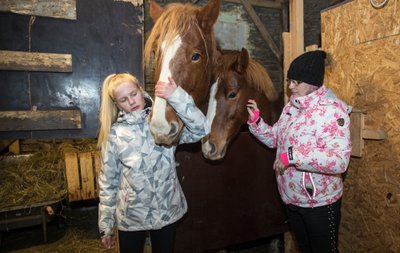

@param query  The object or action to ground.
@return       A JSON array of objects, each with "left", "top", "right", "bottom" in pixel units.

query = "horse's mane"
[
  {"left": 215, "top": 51, "right": 278, "bottom": 102},
  {"left": 144, "top": 3, "right": 216, "bottom": 68},
  {"left": 247, "top": 60, "right": 278, "bottom": 102}
]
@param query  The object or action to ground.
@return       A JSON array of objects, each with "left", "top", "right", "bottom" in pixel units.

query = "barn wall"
[
  {"left": 321, "top": 1, "right": 400, "bottom": 252},
  {"left": 0, "top": 0, "right": 144, "bottom": 139}
]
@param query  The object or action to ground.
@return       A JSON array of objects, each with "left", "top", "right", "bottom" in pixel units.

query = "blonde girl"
[{"left": 97, "top": 73, "right": 209, "bottom": 253}]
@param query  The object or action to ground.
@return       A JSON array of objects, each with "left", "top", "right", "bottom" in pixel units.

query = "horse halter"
[{"left": 194, "top": 22, "right": 210, "bottom": 66}]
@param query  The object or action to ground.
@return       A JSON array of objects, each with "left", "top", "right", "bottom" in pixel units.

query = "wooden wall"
[
  {"left": 321, "top": 0, "right": 400, "bottom": 252},
  {"left": 0, "top": 0, "right": 144, "bottom": 139}
]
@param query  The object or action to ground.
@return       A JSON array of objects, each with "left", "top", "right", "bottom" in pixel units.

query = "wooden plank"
[
  {"left": 350, "top": 112, "right": 363, "bottom": 157},
  {"left": 64, "top": 152, "right": 81, "bottom": 202},
  {"left": 240, "top": 0, "right": 281, "bottom": 62},
  {"left": 94, "top": 151, "right": 101, "bottom": 197},
  {"left": 0, "top": 0, "right": 76, "bottom": 20},
  {"left": 223, "top": 0, "right": 283, "bottom": 9},
  {"left": 0, "top": 50, "right": 72, "bottom": 72},
  {"left": 0, "top": 109, "right": 81, "bottom": 131},
  {"left": 9, "top": 139, "right": 20, "bottom": 155},
  {"left": 79, "top": 152, "right": 96, "bottom": 200},
  {"left": 289, "top": 0, "right": 304, "bottom": 57},
  {"left": 362, "top": 129, "right": 386, "bottom": 140},
  {"left": 282, "top": 32, "right": 291, "bottom": 104}
]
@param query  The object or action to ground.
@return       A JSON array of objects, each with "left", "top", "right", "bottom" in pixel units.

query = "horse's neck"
[{"left": 256, "top": 94, "right": 275, "bottom": 124}]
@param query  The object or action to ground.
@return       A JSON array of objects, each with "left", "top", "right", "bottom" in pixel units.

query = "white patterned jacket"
[
  {"left": 248, "top": 86, "right": 352, "bottom": 208},
  {"left": 98, "top": 87, "right": 210, "bottom": 237}
]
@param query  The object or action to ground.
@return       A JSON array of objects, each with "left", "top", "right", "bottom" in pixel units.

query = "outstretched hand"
[
  {"left": 155, "top": 76, "right": 178, "bottom": 99},
  {"left": 247, "top": 99, "right": 260, "bottom": 122}
]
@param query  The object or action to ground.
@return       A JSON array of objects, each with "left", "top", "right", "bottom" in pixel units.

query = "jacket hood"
[{"left": 290, "top": 86, "right": 352, "bottom": 114}]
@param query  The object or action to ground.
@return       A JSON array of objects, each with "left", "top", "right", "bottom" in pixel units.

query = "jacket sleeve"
[
  {"left": 167, "top": 86, "right": 211, "bottom": 144},
  {"left": 98, "top": 132, "right": 121, "bottom": 237},
  {"left": 288, "top": 104, "right": 352, "bottom": 174},
  {"left": 248, "top": 116, "right": 281, "bottom": 149}
]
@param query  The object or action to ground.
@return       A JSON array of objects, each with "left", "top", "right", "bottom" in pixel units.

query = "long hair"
[{"left": 97, "top": 73, "right": 142, "bottom": 149}]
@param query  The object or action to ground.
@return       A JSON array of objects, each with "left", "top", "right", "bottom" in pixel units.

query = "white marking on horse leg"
[{"left": 151, "top": 36, "right": 182, "bottom": 137}]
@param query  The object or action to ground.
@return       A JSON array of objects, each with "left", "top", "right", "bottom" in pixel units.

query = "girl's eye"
[
  {"left": 228, "top": 92, "right": 237, "bottom": 99},
  {"left": 192, "top": 53, "right": 201, "bottom": 62}
]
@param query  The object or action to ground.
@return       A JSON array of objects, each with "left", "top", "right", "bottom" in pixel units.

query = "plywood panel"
[{"left": 321, "top": 0, "right": 400, "bottom": 252}]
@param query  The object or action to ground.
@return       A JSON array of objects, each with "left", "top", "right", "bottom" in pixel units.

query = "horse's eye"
[
  {"left": 192, "top": 53, "right": 201, "bottom": 62},
  {"left": 228, "top": 92, "right": 237, "bottom": 99}
]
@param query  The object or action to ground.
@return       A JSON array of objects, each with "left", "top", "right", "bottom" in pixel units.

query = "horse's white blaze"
[
  {"left": 202, "top": 80, "right": 218, "bottom": 154},
  {"left": 206, "top": 79, "right": 218, "bottom": 126},
  {"left": 151, "top": 36, "right": 182, "bottom": 136}
]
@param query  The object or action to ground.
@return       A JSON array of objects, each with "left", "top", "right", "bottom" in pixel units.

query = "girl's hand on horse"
[
  {"left": 101, "top": 235, "right": 115, "bottom": 249},
  {"left": 155, "top": 76, "right": 178, "bottom": 99},
  {"left": 247, "top": 99, "right": 260, "bottom": 123}
]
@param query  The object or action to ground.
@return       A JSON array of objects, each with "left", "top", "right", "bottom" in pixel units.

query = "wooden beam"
[
  {"left": 289, "top": 0, "right": 304, "bottom": 57},
  {"left": 240, "top": 0, "right": 282, "bottom": 62},
  {"left": 0, "top": 50, "right": 72, "bottom": 72},
  {"left": 0, "top": 0, "right": 76, "bottom": 20},
  {"left": 223, "top": 0, "right": 283, "bottom": 9},
  {"left": 0, "top": 109, "right": 82, "bottom": 131},
  {"left": 282, "top": 32, "right": 291, "bottom": 104}
]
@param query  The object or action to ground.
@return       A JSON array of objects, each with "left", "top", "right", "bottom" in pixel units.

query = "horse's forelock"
[{"left": 144, "top": 4, "right": 200, "bottom": 68}]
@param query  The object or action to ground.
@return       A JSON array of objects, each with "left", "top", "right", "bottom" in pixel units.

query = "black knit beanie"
[{"left": 287, "top": 50, "right": 327, "bottom": 87}]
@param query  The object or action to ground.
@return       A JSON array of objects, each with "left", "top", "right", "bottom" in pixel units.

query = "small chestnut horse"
[
  {"left": 145, "top": 0, "right": 220, "bottom": 146},
  {"left": 202, "top": 48, "right": 279, "bottom": 160}
]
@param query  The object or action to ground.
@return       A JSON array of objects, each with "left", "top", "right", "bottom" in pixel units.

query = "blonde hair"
[{"left": 97, "top": 73, "right": 142, "bottom": 149}]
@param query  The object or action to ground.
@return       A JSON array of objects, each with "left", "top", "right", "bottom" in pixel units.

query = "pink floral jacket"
[{"left": 248, "top": 86, "right": 352, "bottom": 208}]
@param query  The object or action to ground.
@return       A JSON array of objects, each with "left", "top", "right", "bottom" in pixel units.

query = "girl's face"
[{"left": 113, "top": 81, "right": 145, "bottom": 113}]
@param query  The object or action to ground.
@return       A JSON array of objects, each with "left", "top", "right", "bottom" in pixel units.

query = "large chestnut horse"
[
  {"left": 145, "top": 0, "right": 220, "bottom": 146},
  {"left": 202, "top": 48, "right": 279, "bottom": 160}
]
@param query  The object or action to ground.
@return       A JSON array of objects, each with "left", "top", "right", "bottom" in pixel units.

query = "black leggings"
[
  {"left": 286, "top": 199, "right": 342, "bottom": 253},
  {"left": 118, "top": 222, "right": 177, "bottom": 253}
]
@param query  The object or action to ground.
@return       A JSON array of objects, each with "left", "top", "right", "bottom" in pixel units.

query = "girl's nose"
[{"left": 128, "top": 97, "right": 135, "bottom": 105}]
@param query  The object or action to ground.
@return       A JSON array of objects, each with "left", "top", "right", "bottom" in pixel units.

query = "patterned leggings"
[{"left": 286, "top": 199, "right": 342, "bottom": 253}]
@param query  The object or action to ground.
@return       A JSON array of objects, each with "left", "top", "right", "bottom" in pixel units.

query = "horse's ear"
[
  {"left": 149, "top": 0, "right": 164, "bottom": 22},
  {"left": 233, "top": 48, "right": 249, "bottom": 74},
  {"left": 197, "top": 0, "right": 221, "bottom": 34}
]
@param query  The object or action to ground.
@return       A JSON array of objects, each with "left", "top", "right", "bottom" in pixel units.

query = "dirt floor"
[{"left": 0, "top": 204, "right": 283, "bottom": 253}]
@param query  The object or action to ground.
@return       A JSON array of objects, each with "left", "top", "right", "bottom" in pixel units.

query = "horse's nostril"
[
  {"left": 209, "top": 142, "right": 216, "bottom": 155},
  {"left": 168, "top": 122, "right": 178, "bottom": 136}
]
